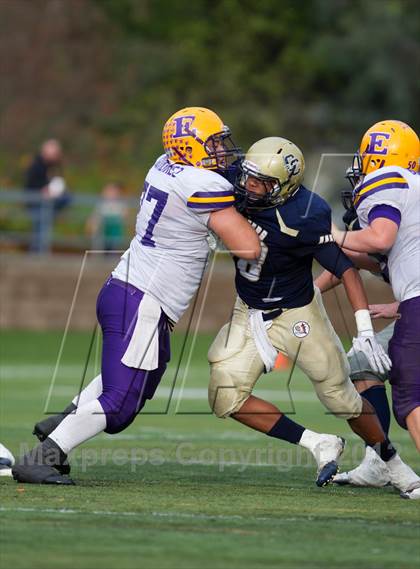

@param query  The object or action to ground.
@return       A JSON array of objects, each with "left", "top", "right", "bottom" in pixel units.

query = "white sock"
[
  {"left": 49, "top": 399, "right": 107, "bottom": 454},
  {"left": 299, "top": 429, "right": 321, "bottom": 451},
  {"left": 72, "top": 374, "right": 103, "bottom": 407}
]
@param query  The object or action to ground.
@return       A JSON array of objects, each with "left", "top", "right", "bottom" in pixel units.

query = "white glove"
[{"left": 348, "top": 332, "right": 392, "bottom": 375}]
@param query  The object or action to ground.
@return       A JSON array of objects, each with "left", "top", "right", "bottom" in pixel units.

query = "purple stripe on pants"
[
  {"left": 388, "top": 295, "right": 420, "bottom": 429},
  {"left": 95, "top": 278, "right": 170, "bottom": 434}
]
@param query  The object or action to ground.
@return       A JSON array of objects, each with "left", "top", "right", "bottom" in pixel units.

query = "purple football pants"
[
  {"left": 389, "top": 295, "right": 420, "bottom": 429},
  {"left": 96, "top": 278, "right": 170, "bottom": 434}
]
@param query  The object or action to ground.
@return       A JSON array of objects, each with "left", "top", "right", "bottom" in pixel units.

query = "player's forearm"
[
  {"left": 341, "top": 248, "right": 381, "bottom": 272},
  {"left": 333, "top": 220, "right": 398, "bottom": 253},
  {"left": 314, "top": 270, "right": 341, "bottom": 293},
  {"left": 208, "top": 207, "right": 261, "bottom": 260},
  {"left": 341, "top": 267, "right": 368, "bottom": 312},
  {"left": 342, "top": 267, "right": 381, "bottom": 339}
]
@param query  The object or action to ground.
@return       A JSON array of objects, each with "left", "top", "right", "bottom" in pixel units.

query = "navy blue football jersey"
[{"left": 235, "top": 186, "right": 353, "bottom": 310}]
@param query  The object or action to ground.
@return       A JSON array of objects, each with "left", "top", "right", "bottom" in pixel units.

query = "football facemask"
[{"left": 234, "top": 137, "right": 305, "bottom": 212}]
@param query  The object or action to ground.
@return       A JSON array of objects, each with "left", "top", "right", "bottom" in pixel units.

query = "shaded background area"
[
  {"left": 0, "top": 0, "right": 417, "bottom": 327},
  {"left": 1, "top": 0, "right": 419, "bottom": 190}
]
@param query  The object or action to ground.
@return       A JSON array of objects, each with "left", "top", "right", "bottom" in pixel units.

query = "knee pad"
[
  {"left": 311, "top": 373, "right": 363, "bottom": 420},
  {"left": 208, "top": 364, "right": 251, "bottom": 418},
  {"left": 208, "top": 313, "right": 263, "bottom": 418}
]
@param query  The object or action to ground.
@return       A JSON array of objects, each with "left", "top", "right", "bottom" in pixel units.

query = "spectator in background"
[
  {"left": 86, "top": 182, "right": 128, "bottom": 251},
  {"left": 25, "top": 139, "right": 71, "bottom": 252}
]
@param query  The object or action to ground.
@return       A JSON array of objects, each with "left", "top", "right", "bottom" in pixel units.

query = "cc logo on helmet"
[{"left": 284, "top": 154, "right": 301, "bottom": 176}]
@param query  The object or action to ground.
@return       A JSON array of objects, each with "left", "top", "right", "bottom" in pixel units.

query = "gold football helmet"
[
  {"left": 162, "top": 107, "right": 240, "bottom": 170},
  {"left": 235, "top": 137, "right": 305, "bottom": 210},
  {"left": 347, "top": 119, "right": 419, "bottom": 187}
]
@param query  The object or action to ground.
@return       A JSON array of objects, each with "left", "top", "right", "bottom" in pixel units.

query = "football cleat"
[
  {"left": 385, "top": 454, "right": 420, "bottom": 493},
  {"left": 311, "top": 435, "right": 346, "bottom": 487},
  {"left": 400, "top": 486, "right": 420, "bottom": 500},
  {"left": 12, "top": 464, "right": 75, "bottom": 485},
  {"left": 0, "top": 443, "right": 15, "bottom": 477},
  {"left": 333, "top": 446, "right": 390, "bottom": 487},
  {"left": 12, "top": 438, "right": 75, "bottom": 485},
  {"left": 33, "top": 403, "right": 77, "bottom": 442},
  {"left": 0, "top": 458, "right": 13, "bottom": 477},
  {"left": 317, "top": 460, "right": 341, "bottom": 487},
  {"left": 33, "top": 404, "right": 76, "bottom": 475}
]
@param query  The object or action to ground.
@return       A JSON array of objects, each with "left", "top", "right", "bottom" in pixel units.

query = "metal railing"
[{"left": 0, "top": 189, "right": 139, "bottom": 253}]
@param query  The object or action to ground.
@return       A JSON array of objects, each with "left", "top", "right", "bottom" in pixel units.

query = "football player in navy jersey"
[{"left": 208, "top": 137, "right": 420, "bottom": 494}]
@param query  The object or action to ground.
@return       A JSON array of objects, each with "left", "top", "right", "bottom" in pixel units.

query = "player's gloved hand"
[{"left": 348, "top": 331, "right": 392, "bottom": 375}]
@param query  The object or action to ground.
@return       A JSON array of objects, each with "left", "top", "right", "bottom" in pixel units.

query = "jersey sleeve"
[
  {"left": 367, "top": 204, "right": 401, "bottom": 226},
  {"left": 354, "top": 168, "right": 408, "bottom": 227},
  {"left": 185, "top": 170, "right": 235, "bottom": 215},
  {"left": 314, "top": 242, "right": 354, "bottom": 278}
]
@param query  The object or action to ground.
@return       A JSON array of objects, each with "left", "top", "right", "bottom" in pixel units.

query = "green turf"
[{"left": 1, "top": 330, "right": 419, "bottom": 569}]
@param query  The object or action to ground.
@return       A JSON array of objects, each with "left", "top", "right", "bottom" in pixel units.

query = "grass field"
[{"left": 1, "top": 330, "right": 419, "bottom": 569}]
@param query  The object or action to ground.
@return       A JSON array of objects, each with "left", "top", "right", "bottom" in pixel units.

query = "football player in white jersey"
[
  {"left": 12, "top": 107, "right": 261, "bottom": 485},
  {"left": 332, "top": 120, "right": 420, "bottom": 498}
]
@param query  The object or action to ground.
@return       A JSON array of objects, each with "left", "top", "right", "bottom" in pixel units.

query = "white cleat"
[
  {"left": 299, "top": 431, "right": 346, "bottom": 486},
  {"left": 333, "top": 446, "right": 390, "bottom": 487},
  {"left": 400, "top": 486, "right": 420, "bottom": 500},
  {"left": 386, "top": 453, "right": 420, "bottom": 493},
  {"left": 0, "top": 443, "right": 15, "bottom": 477}
]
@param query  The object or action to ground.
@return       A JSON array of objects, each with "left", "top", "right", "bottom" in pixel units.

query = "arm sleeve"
[
  {"left": 186, "top": 173, "right": 235, "bottom": 214},
  {"left": 314, "top": 242, "right": 354, "bottom": 278},
  {"left": 355, "top": 168, "right": 408, "bottom": 226},
  {"left": 367, "top": 204, "right": 401, "bottom": 227}
]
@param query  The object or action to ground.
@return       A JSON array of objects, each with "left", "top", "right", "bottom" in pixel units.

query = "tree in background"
[{"left": 1, "top": 0, "right": 419, "bottom": 191}]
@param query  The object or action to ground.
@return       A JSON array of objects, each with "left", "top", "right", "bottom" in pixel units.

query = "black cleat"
[
  {"left": 33, "top": 403, "right": 77, "bottom": 442},
  {"left": 316, "top": 461, "right": 340, "bottom": 487},
  {"left": 12, "top": 438, "right": 75, "bottom": 485},
  {"left": 12, "top": 464, "right": 75, "bottom": 485},
  {"left": 32, "top": 404, "right": 76, "bottom": 474}
]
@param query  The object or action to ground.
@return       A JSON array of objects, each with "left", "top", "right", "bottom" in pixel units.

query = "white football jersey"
[
  {"left": 112, "top": 155, "right": 234, "bottom": 322},
  {"left": 355, "top": 165, "right": 420, "bottom": 302}
]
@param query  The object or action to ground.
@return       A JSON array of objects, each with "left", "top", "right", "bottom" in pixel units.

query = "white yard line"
[
  {"left": 0, "top": 507, "right": 415, "bottom": 526},
  {"left": 0, "top": 506, "right": 270, "bottom": 522},
  {"left": 1, "top": 364, "right": 318, "bottom": 403}
]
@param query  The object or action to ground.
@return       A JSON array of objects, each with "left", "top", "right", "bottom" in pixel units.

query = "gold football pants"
[{"left": 208, "top": 288, "right": 362, "bottom": 420}]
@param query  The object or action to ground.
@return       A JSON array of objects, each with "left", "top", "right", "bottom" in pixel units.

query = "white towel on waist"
[
  {"left": 121, "top": 294, "right": 162, "bottom": 371},
  {"left": 249, "top": 309, "right": 278, "bottom": 373}
]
